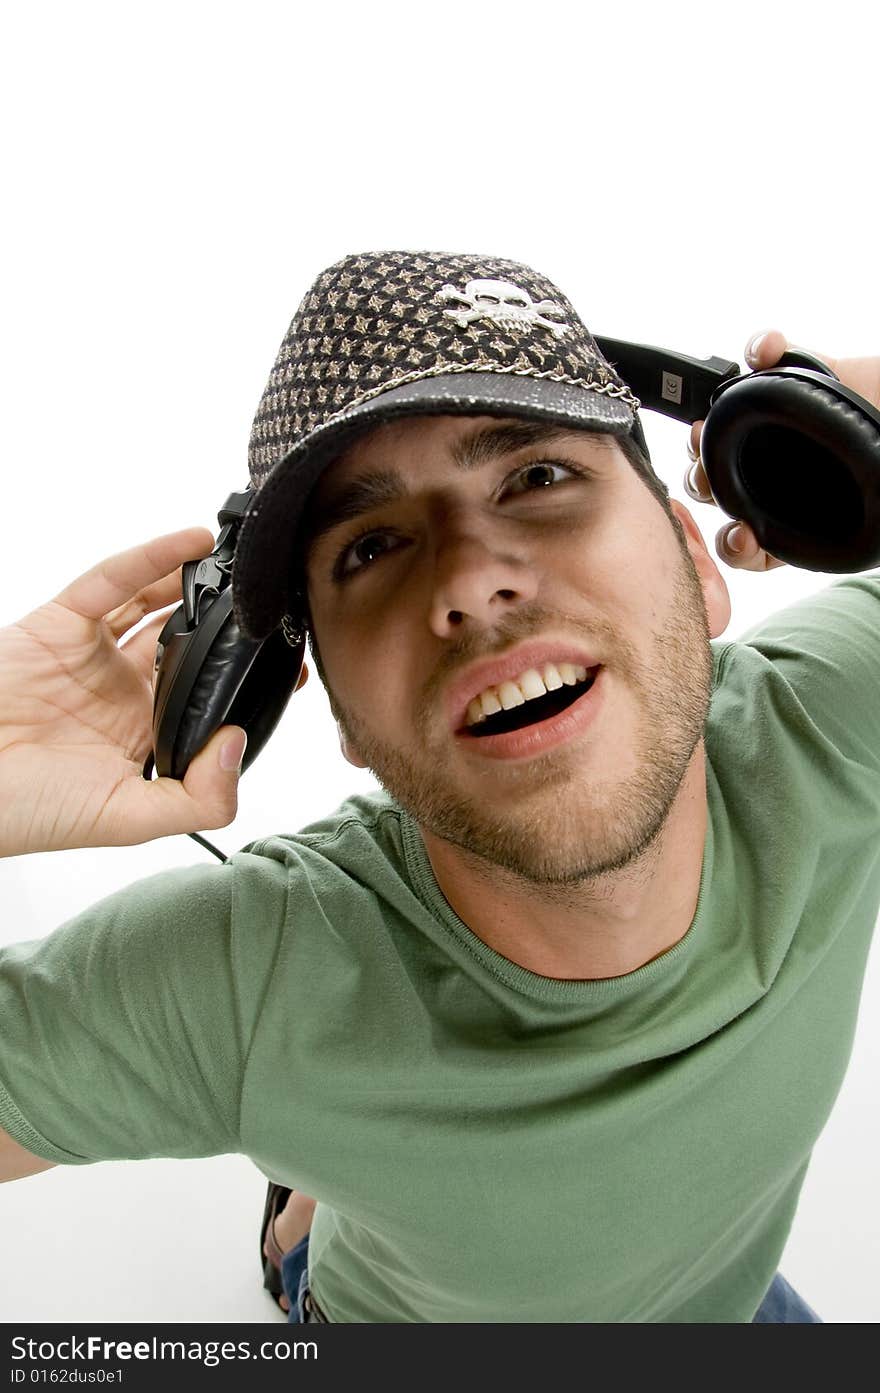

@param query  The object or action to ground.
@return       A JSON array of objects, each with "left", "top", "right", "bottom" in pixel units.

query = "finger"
[
  {"left": 295, "top": 661, "right": 309, "bottom": 693},
  {"left": 280, "top": 1295, "right": 290, "bottom": 1313},
  {"left": 744, "top": 328, "right": 789, "bottom": 370},
  {"left": 684, "top": 421, "right": 714, "bottom": 503},
  {"left": 103, "top": 568, "right": 190, "bottom": 642},
  {"left": 686, "top": 419, "right": 704, "bottom": 462},
  {"left": 684, "top": 459, "right": 715, "bottom": 505},
  {"left": 717, "top": 522, "right": 787, "bottom": 572},
  {"left": 745, "top": 327, "right": 847, "bottom": 384},
  {"left": 52, "top": 528, "right": 216, "bottom": 625}
]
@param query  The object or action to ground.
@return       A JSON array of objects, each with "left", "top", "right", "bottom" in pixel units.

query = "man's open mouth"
[{"left": 463, "top": 666, "right": 599, "bottom": 738}]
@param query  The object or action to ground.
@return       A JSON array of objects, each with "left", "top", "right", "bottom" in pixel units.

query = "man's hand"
[
  {"left": 0, "top": 528, "right": 252, "bottom": 858},
  {"left": 684, "top": 330, "right": 880, "bottom": 572}
]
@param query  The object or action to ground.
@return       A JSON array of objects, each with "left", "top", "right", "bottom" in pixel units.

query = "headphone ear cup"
[
  {"left": 152, "top": 591, "right": 305, "bottom": 780},
  {"left": 700, "top": 372, "right": 880, "bottom": 572}
]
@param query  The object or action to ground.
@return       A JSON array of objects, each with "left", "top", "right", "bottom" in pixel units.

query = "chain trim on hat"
[
  {"left": 331, "top": 357, "right": 643, "bottom": 416},
  {"left": 251, "top": 359, "right": 641, "bottom": 476}
]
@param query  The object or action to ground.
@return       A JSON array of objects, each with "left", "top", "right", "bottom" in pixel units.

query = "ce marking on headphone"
[{"left": 662, "top": 371, "right": 684, "bottom": 406}]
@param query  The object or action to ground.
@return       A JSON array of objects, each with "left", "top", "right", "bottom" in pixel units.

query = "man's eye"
[
  {"left": 503, "top": 461, "right": 578, "bottom": 495},
  {"left": 336, "top": 530, "right": 400, "bottom": 578}
]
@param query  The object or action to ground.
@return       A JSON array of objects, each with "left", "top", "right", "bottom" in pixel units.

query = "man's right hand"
[{"left": 0, "top": 527, "right": 248, "bottom": 858}]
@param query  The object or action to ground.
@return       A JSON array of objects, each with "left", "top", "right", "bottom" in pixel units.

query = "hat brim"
[{"left": 233, "top": 370, "right": 640, "bottom": 641}]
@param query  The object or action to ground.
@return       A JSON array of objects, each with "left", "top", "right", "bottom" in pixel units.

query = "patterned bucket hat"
[{"left": 232, "top": 249, "right": 646, "bottom": 642}]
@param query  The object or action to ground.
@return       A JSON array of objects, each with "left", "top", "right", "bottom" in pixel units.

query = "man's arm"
[
  {"left": 0, "top": 532, "right": 266, "bottom": 1181},
  {"left": 0, "top": 1124, "right": 55, "bottom": 1182}
]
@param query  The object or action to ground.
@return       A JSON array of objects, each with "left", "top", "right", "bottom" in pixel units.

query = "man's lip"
[{"left": 446, "top": 641, "right": 602, "bottom": 732}]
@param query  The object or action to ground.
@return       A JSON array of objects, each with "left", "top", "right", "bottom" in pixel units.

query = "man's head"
[
  {"left": 231, "top": 248, "right": 730, "bottom": 889},
  {"left": 298, "top": 410, "right": 731, "bottom": 888}
]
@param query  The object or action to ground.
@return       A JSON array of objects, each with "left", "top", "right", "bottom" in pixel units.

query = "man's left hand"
[{"left": 684, "top": 330, "right": 880, "bottom": 572}]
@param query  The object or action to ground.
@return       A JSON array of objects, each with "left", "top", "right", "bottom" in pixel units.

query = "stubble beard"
[{"left": 328, "top": 547, "right": 715, "bottom": 892}]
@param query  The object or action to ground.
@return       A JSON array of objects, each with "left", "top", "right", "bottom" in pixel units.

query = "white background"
[{"left": 0, "top": 0, "right": 877, "bottom": 1324}]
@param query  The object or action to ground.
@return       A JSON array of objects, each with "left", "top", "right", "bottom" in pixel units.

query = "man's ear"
[
  {"left": 669, "top": 499, "right": 732, "bottom": 639},
  {"left": 337, "top": 722, "right": 369, "bottom": 769}
]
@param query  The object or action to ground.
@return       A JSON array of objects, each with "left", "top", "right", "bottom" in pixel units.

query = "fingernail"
[
  {"left": 745, "top": 332, "right": 766, "bottom": 366},
  {"left": 725, "top": 524, "right": 746, "bottom": 553},
  {"left": 220, "top": 730, "right": 247, "bottom": 771}
]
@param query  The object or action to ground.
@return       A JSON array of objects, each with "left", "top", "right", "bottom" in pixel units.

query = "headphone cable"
[{"left": 186, "top": 831, "right": 228, "bottom": 863}]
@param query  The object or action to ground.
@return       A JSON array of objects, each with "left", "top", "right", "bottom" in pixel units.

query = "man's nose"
[{"left": 427, "top": 527, "right": 539, "bottom": 638}]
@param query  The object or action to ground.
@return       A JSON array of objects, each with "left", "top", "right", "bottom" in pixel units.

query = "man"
[{"left": 1, "top": 251, "right": 878, "bottom": 1324}]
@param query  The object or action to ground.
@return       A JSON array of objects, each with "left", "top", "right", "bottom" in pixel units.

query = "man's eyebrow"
[
  {"left": 302, "top": 420, "right": 603, "bottom": 556},
  {"left": 302, "top": 470, "right": 406, "bottom": 557},
  {"left": 451, "top": 419, "right": 592, "bottom": 470}
]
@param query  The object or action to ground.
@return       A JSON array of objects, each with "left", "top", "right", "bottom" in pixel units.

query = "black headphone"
[{"left": 144, "top": 336, "right": 880, "bottom": 862}]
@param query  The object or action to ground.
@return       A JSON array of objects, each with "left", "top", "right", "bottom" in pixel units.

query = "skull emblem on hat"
[{"left": 438, "top": 278, "right": 569, "bottom": 339}]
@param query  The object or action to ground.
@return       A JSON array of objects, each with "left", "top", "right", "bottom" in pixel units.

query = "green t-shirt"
[{"left": 1, "top": 574, "right": 879, "bottom": 1322}]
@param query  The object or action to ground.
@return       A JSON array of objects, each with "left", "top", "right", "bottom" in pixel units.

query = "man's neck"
[{"left": 419, "top": 746, "right": 709, "bottom": 982}]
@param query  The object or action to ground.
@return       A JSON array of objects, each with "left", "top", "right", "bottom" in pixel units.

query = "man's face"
[{"left": 303, "top": 414, "right": 730, "bottom": 886}]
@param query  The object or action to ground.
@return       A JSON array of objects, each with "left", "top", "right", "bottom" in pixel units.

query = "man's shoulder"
[
  {"left": 709, "top": 570, "right": 880, "bottom": 775},
  {"left": 235, "top": 786, "right": 410, "bottom": 884},
  {"left": 730, "top": 570, "right": 879, "bottom": 650}
]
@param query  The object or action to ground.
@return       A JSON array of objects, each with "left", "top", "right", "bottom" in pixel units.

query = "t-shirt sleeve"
[
  {"left": 0, "top": 849, "right": 290, "bottom": 1165},
  {"left": 732, "top": 570, "right": 880, "bottom": 775}
]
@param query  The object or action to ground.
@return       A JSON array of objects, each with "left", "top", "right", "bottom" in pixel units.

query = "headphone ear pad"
[
  {"left": 700, "top": 372, "right": 880, "bottom": 572},
  {"left": 222, "top": 624, "right": 306, "bottom": 770}
]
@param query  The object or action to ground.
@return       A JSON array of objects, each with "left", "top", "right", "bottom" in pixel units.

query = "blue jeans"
[
  {"left": 280, "top": 1236, "right": 821, "bottom": 1323},
  {"left": 281, "top": 1234, "right": 313, "bottom": 1323},
  {"left": 751, "top": 1271, "right": 822, "bottom": 1322}
]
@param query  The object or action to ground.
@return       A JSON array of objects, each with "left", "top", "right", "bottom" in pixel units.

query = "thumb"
[
  {"left": 108, "top": 725, "right": 248, "bottom": 848},
  {"left": 217, "top": 726, "right": 248, "bottom": 773},
  {"left": 173, "top": 724, "right": 247, "bottom": 829},
  {"left": 744, "top": 329, "right": 789, "bottom": 369}
]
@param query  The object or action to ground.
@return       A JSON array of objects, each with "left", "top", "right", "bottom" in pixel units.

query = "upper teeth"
[{"left": 465, "top": 663, "right": 591, "bottom": 726}]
